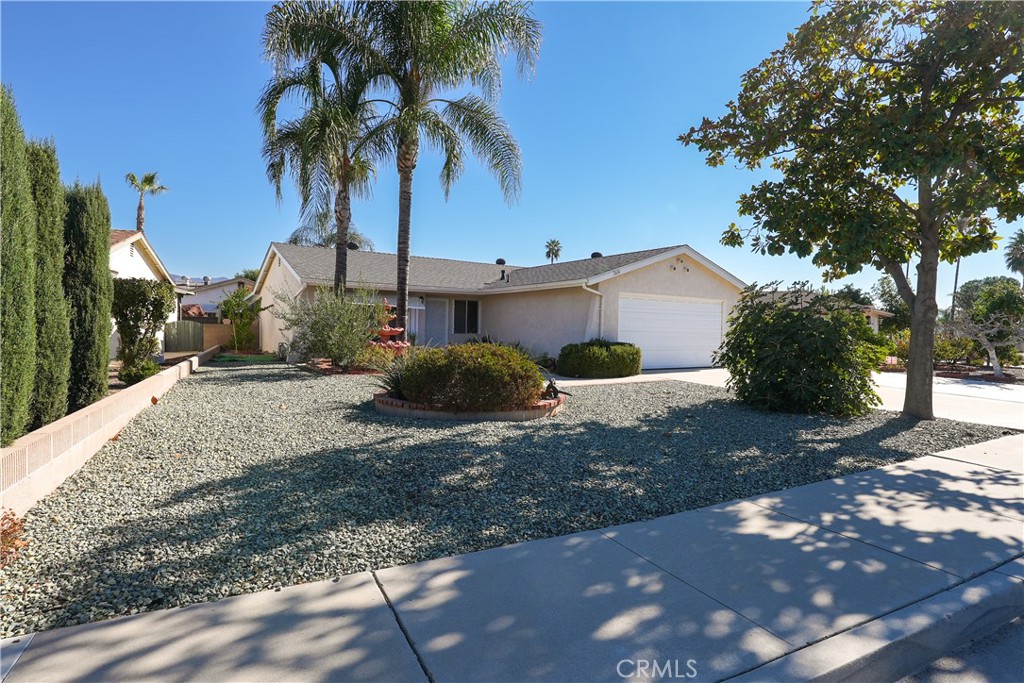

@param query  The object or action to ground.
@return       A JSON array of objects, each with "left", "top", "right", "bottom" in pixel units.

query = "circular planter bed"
[{"left": 373, "top": 390, "right": 565, "bottom": 422}]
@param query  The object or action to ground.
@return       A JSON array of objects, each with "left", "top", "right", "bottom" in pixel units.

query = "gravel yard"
[{"left": 1, "top": 362, "right": 1015, "bottom": 637}]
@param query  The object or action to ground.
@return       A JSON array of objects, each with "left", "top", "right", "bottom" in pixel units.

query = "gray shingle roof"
[
  {"left": 481, "top": 246, "right": 682, "bottom": 289},
  {"left": 272, "top": 243, "right": 515, "bottom": 291}
]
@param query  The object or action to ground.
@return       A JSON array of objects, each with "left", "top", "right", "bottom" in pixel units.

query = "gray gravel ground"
[{"left": 1, "top": 363, "right": 1016, "bottom": 637}]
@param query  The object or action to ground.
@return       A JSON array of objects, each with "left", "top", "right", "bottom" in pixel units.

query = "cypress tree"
[
  {"left": 64, "top": 182, "right": 113, "bottom": 412},
  {"left": 1, "top": 86, "right": 38, "bottom": 446},
  {"left": 27, "top": 140, "right": 71, "bottom": 428}
]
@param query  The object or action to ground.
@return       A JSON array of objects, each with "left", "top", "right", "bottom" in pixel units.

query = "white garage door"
[{"left": 618, "top": 296, "right": 723, "bottom": 369}]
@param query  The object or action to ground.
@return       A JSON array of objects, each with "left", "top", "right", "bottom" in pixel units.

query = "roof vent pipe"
[
  {"left": 500, "top": 269, "right": 506, "bottom": 280},
  {"left": 203, "top": 275, "right": 211, "bottom": 286},
  {"left": 495, "top": 258, "right": 506, "bottom": 265},
  {"left": 591, "top": 252, "right": 603, "bottom": 259}
]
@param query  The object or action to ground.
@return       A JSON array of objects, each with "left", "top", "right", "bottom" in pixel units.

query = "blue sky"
[{"left": 2, "top": 1, "right": 1018, "bottom": 305}]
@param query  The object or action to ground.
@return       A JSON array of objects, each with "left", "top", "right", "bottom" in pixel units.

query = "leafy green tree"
[
  {"left": 64, "top": 182, "right": 114, "bottom": 411},
  {"left": 680, "top": 2, "right": 1024, "bottom": 419},
  {"left": 545, "top": 238, "right": 562, "bottom": 264},
  {"left": 1005, "top": 228, "right": 1024, "bottom": 285},
  {"left": 285, "top": 208, "right": 375, "bottom": 251},
  {"left": 112, "top": 278, "right": 176, "bottom": 384},
  {"left": 832, "top": 284, "right": 872, "bottom": 307},
  {"left": 124, "top": 172, "right": 168, "bottom": 232},
  {"left": 950, "top": 277, "right": 1024, "bottom": 377},
  {"left": 220, "top": 287, "right": 268, "bottom": 351},
  {"left": 871, "top": 276, "right": 912, "bottom": 333},
  {"left": 27, "top": 140, "right": 71, "bottom": 428},
  {"left": 263, "top": 1, "right": 541, "bottom": 338},
  {"left": 1, "top": 86, "right": 37, "bottom": 445},
  {"left": 235, "top": 268, "right": 262, "bottom": 282}
]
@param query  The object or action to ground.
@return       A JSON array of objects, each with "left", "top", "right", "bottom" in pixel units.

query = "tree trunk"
[
  {"left": 983, "top": 339, "right": 1004, "bottom": 378},
  {"left": 903, "top": 216, "right": 940, "bottom": 419},
  {"left": 136, "top": 195, "right": 145, "bottom": 232},
  {"left": 333, "top": 179, "right": 351, "bottom": 294},
  {"left": 395, "top": 135, "right": 419, "bottom": 342},
  {"left": 950, "top": 257, "right": 960, "bottom": 322}
]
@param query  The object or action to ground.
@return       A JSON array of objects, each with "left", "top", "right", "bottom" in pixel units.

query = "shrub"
[
  {"left": 118, "top": 359, "right": 161, "bottom": 386},
  {"left": 27, "top": 139, "right": 71, "bottom": 429},
  {"left": 112, "top": 278, "right": 175, "bottom": 384},
  {"left": 891, "top": 329, "right": 911, "bottom": 366},
  {"left": 275, "top": 287, "right": 389, "bottom": 367},
  {"left": 219, "top": 287, "right": 265, "bottom": 351},
  {"left": 933, "top": 332, "right": 973, "bottom": 365},
  {"left": 557, "top": 339, "right": 642, "bottom": 378},
  {"left": 354, "top": 343, "right": 398, "bottom": 370},
  {"left": 64, "top": 182, "right": 113, "bottom": 412},
  {"left": 375, "top": 347, "right": 420, "bottom": 400},
  {"left": 398, "top": 344, "right": 544, "bottom": 412},
  {"left": 1, "top": 86, "right": 38, "bottom": 445},
  {"left": 716, "top": 283, "right": 888, "bottom": 417}
]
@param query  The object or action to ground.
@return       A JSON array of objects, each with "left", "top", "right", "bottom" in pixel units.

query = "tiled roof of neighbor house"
[
  {"left": 110, "top": 229, "right": 139, "bottom": 247},
  {"left": 481, "top": 245, "right": 682, "bottom": 289},
  {"left": 271, "top": 242, "right": 517, "bottom": 291}
]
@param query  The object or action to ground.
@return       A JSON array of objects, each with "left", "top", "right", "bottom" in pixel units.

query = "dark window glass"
[{"left": 453, "top": 300, "right": 478, "bottom": 334}]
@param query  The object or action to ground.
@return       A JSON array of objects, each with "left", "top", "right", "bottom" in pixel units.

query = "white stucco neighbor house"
[
  {"left": 252, "top": 242, "right": 748, "bottom": 369},
  {"left": 108, "top": 229, "right": 185, "bottom": 359},
  {"left": 177, "top": 276, "right": 254, "bottom": 321}
]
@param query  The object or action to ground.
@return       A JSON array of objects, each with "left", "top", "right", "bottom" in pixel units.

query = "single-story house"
[
  {"left": 177, "top": 276, "right": 255, "bottom": 322},
  {"left": 252, "top": 242, "right": 747, "bottom": 369},
  {"left": 109, "top": 229, "right": 187, "bottom": 359}
]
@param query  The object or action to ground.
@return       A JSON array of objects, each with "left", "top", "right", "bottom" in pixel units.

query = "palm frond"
[{"left": 437, "top": 94, "right": 521, "bottom": 202}]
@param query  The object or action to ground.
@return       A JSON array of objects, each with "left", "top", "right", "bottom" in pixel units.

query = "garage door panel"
[{"left": 619, "top": 297, "right": 723, "bottom": 369}]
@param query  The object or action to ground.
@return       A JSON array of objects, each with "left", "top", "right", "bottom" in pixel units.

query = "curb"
[{"left": 727, "top": 562, "right": 1024, "bottom": 683}]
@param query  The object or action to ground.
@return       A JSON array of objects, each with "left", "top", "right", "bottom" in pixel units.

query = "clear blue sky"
[{"left": 2, "top": 1, "right": 1018, "bottom": 305}]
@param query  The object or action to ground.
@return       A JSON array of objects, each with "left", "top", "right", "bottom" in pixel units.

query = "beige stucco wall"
[
  {"left": 257, "top": 254, "right": 305, "bottom": 353},
  {"left": 599, "top": 256, "right": 742, "bottom": 339},
  {"left": 480, "top": 287, "right": 595, "bottom": 357}
]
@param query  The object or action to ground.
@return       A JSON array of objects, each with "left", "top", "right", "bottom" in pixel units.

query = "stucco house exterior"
[
  {"left": 177, "top": 276, "right": 254, "bottom": 321},
  {"left": 252, "top": 242, "right": 747, "bottom": 369},
  {"left": 109, "top": 229, "right": 184, "bottom": 359}
]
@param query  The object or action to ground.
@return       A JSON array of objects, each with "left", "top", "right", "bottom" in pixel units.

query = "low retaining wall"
[
  {"left": 1, "top": 346, "right": 220, "bottom": 516},
  {"left": 373, "top": 391, "right": 565, "bottom": 422}
]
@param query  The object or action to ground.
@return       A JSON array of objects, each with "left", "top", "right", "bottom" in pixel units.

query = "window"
[{"left": 454, "top": 300, "right": 479, "bottom": 334}]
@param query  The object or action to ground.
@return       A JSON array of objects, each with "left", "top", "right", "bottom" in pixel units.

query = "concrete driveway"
[{"left": 559, "top": 368, "right": 1024, "bottom": 430}]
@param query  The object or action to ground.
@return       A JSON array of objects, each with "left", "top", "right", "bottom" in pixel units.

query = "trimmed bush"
[
  {"left": 220, "top": 286, "right": 264, "bottom": 351},
  {"left": 27, "top": 139, "right": 71, "bottom": 428},
  {"left": 112, "top": 278, "right": 175, "bottom": 385},
  {"left": 1, "top": 86, "right": 37, "bottom": 445},
  {"left": 716, "top": 283, "right": 888, "bottom": 417},
  {"left": 557, "top": 339, "right": 642, "bottom": 378},
  {"left": 64, "top": 182, "right": 114, "bottom": 411},
  {"left": 275, "top": 287, "right": 388, "bottom": 366},
  {"left": 398, "top": 344, "right": 544, "bottom": 412}
]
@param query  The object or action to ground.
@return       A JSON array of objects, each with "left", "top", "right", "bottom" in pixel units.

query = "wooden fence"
[{"left": 164, "top": 320, "right": 205, "bottom": 352}]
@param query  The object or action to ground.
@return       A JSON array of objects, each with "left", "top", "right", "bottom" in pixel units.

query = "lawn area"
[{"left": 0, "top": 363, "right": 1014, "bottom": 637}]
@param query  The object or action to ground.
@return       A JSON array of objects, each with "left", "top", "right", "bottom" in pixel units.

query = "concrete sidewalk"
[{"left": 3, "top": 434, "right": 1021, "bottom": 682}]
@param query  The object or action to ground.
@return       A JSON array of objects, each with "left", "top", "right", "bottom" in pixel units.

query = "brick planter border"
[
  {"left": 1, "top": 346, "right": 221, "bottom": 515},
  {"left": 373, "top": 390, "right": 565, "bottom": 422}
]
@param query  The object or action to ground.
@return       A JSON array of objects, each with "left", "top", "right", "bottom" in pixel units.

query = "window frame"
[{"left": 453, "top": 299, "right": 480, "bottom": 335}]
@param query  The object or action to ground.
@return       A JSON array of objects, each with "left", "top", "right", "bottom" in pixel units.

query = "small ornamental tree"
[
  {"left": 274, "top": 287, "right": 388, "bottom": 366},
  {"left": 681, "top": 2, "right": 1024, "bottom": 419},
  {"left": 27, "top": 139, "right": 71, "bottom": 428},
  {"left": 64, "top": 182, "right": 114, "bottom": 411},
  {"left": 1, "top": 86, "right": 37, "bottom": 445},
  {"left": 950, "top": 277, "right": 1024, "bottom": 377},
  {"left": 715, "top": 283, "right": 888, "bottom": 417},
  {"left": 112, "top": 278, "right": 176, "bottom": 384},
  {"left": 871, "top": 276, "right": 912, "bottom": 333},
  {"left": 219, "top": 287, "right": 266, "bottom": 352}
]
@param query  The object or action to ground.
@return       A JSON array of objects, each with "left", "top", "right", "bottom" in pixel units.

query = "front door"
[{"left": 424, "top": 298, "right": 449, "bottom": 346}]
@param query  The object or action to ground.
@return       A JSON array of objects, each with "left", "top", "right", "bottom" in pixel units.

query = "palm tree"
[
  {"left": 124, "top": 172, "right": 168, "bottom": 232},
  {"left": 1005, "top": 228, "right": 1024, "bottom": 287},
  {"left": 260, "top": 17, "right": 381, "bottom": 292},
  {"left": 545, "top": 238, "right": 561, "bottom": 264},
  {"left": 264, "top": 1, "right": 541, "bottom": 338},
  {"left": 287, "top": 207, "right": 375, "bottom": 251}
]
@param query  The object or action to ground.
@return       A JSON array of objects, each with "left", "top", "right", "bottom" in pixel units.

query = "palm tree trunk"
[
  {"left": 395, "top": 136, "right": 419, "bottom": 342},
  {"left": 333, "top": 179, "right": 351, "bottom": 294},
  {"left": 949, "top": 257, "right": 961, "bottom": 322},
  {"left": 136, "top": 195, "right": 145, "bottom": 232}
]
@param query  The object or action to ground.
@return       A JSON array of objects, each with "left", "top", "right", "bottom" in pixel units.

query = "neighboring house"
[
  {"left": 177, "top": 276, "right": 254, "bottom": 322},
  {"left": 252, "top": 243, "right": 746, "bottom": 369},
  {"left": 109, "top": 229, "right": 186, "bottom": 359},
  {"left": 861, "top": 306, "right": 894, "bottom": 333}
]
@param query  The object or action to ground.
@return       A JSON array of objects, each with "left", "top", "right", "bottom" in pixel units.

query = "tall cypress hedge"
[
  {"left": 1, "top": 86, "right": 38, "bottom": 446},
  {"left": 64, "top": 182, "right": 113, "bottom": 412},
  {"left": 27, "top": 140, "right": 71, "bottom": 428}
]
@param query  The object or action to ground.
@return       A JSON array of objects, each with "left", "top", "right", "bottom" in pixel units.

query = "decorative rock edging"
[
  {"left": 0, "top": 346, "right": 221, "bottom": 516},
  {"left": 373, "top": 390, "right": 565, "bottom": 422}
]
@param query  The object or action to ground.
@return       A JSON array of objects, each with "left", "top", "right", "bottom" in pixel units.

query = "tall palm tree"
[
  {"left": 287, "top": 207, "right": 375, "bottom": 251},
  {"left": 1006, "top": 228, "right": 1024, "bottom": 287},
  {"left": 545, "top": 238, "right": 561, "bottom": 264},
  {"left": 264, "top": 1, "right": 541, "bottom": 338},
  {"left": 124, "top": 172, "right": 168, "bottom": 232},
  {"left": 260, "top": 16, "right": 381, "bottom": 292}
]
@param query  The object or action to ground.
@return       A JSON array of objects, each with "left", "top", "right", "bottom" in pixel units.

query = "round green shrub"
[
  {"left": 557, "top": 339, "right": 642, "bottom": 378},
  {"left": 399, "top": 344, "right": 544, "bottom": 412},
  {"left": 119, "top": 359, "right": 160, "bottom": 386},
  {"left": 716, "top": 283, "right": 888, "bottom": 417}
]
